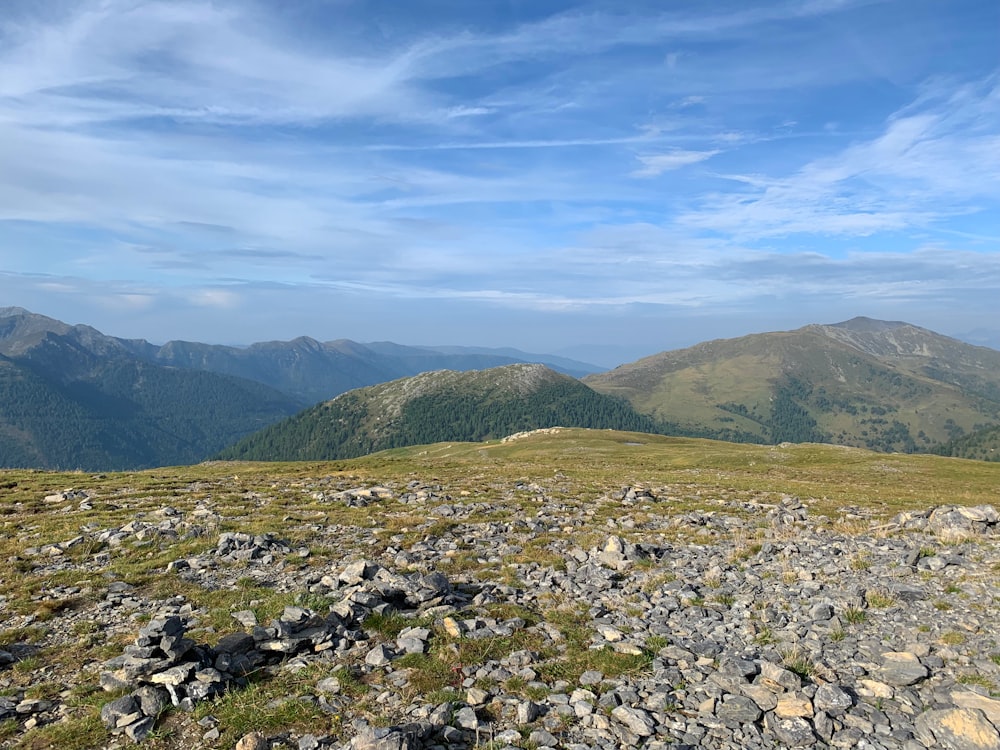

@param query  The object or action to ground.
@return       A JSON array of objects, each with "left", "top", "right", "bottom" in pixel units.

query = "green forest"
[
  {"left": 219, "top": 378, "right": 672, "bottom": 462},
  {"left": 0, "top": 356, "right": 298, "bottom": 470},
  {"left": 931, "top": 424, "right": 1000, "bottom": 462}
]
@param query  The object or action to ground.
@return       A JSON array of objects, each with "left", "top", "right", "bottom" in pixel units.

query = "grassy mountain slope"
[
  {"left": 584, "top": 317, "right": 1000, "bottom": 452},
  {"left": 218, "top": 364, "right": 661, "bottom": 461}
]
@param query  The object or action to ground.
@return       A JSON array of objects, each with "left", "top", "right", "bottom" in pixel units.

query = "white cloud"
[
  {"left": 632, "top": 149, "right": 720, "bottom": 177},
  {"left": 679, "top": 77, "right": 1000, "bottom": 238}
]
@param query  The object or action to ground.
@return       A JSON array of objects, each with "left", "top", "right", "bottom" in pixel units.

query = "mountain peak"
[{"left": 827, "top": 316, "right": 913, "bottom": 332}]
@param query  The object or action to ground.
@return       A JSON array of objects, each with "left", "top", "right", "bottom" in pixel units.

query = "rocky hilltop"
[{"left": 1, "top": 431, "right": 999, "bottom": 749}]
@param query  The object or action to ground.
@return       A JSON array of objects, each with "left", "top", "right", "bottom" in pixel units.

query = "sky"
[{"left": 1, "top": 0, "right": 999, "bottom": 367}]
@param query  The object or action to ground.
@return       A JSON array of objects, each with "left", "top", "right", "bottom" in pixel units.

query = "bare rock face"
[{"left": 914, "top": 708, "right": 1000, "bottom": 750}]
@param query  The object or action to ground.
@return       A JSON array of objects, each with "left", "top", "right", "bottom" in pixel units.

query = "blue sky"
[{"left": 1, "top": 0, "right": 999, "bottom": 366}]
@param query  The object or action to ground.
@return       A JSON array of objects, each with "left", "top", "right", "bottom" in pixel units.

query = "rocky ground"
[{"left": 2, "top": 472, "right": 999, "bottom": 750}]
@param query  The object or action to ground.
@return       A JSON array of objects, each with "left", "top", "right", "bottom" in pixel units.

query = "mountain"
[
  {"left": 584, "top": 317, "right": 1000, "bottom": 453},
  {"left": 0, "top": 308, "right": 601, "bottom": 409},
  {"left": 134, "top": 334, "right": 598, "bottom": 406},
  {"left": 407, "top": 345, "right": 600, "bottom": 378},
  {"left": 217, "top": 363, "right": 662, "bottom": 461},
  {"left": 0, "top": 309, "right": 301, "bottom": 470}
]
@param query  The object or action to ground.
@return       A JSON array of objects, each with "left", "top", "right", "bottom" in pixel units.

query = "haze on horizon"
[{"left": 1, "top": 0, "right": 998, "bottom": 367}]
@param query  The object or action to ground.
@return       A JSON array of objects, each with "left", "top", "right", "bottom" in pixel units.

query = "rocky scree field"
[{"left": 1, "top": 429, "right": 999, "bottom": 750}]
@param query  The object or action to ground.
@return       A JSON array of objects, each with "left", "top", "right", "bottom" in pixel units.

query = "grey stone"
[
  {"left": 717, "top": 694, "right": 763, "bottom": 724},
  {"left": 814, "top": 684, "right": 853, "bottom": 715},
  {"left": 517, "top": 700, "right": 540, "bottom": 724},
  {"left": 879, "top": 651, "right": 929, "bottom": 686},
  {"left": 579, "top": 669, "right": 603, "bottom": 685},
  {"left": 767, "top": 714, "right": 817, "bottom": 746},
  {"left": 365, "top": 643, "right": 395, "bottom": 667},
  {"left": 611, "top": 705, "right": 656, "bottom": 736},
  {"left": 100, "top": 694, "right": 139, "bottom": 730},
  {"left": 528, "top": 729, "right": 560, "bottom": 747},
  {"left": 453, "top": 706, "right": 479, "bottom": 730}
]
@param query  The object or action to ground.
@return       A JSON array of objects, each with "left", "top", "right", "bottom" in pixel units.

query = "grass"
[
  {"left": 850, "top": 552, "right": 872, "bottom": 571},
  {"left": 780, "top": 647, "right": 816, "bottom": 680},
  {"left": 865, "top": 590, "right": 896, "bottom": 609},
  {"left": 14, "top": 714, "right": 107, "bottom": 750},
  {"left": 753, "top": 626, "right": 777, "bottom": 646},
  {"left": 362, "top": 611, "right": 414, "bottom": 639},
  {"left": 957, "top": 674, "right": 995, "bottom": 690},
  {"left": 193, "top": 676, "right": 338, "bottom": 747},
  {"left": 2, "top": 429, "right": 1000, "bottom": 748},
  {"left": 843, "top": 607, "right": 867, "bottom": 624}
]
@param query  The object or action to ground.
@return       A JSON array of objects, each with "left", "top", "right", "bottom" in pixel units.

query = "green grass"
[
  {"left": 754, "top": 626, "right": 777, "bottom": 646},
  {"left": 15, "top": 714, "right": 106, "bottom": 750},
  {"left": 780, "top": 647, "right": 816, "bottom": 680},
  {"left": 194, "top": 677, "right": 338, "bottom": 747},
  {"left": 844, "top": 607, "right": 867, "bottom": 624},
  {"left": 940, "top": 631, "right": 967, "bottom": 646},
  {"left": 865, "top": 590, "right": 896, "bottom": 609},
  {"left": 362, "top": 611, "right": 414, "bottom": 639},
  {"left": 2, "top": 429, "right": 1000, "bottom": 749}
]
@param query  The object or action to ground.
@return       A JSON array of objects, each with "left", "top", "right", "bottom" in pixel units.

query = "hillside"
[
  {"left": 218, "top": 364, "right": 661, "bottom": 461},
  {"left": 931, "top": 424, "right": 1000, "bottom": 462},
  {"left": 0, "top": 309, "right": 303, "bottom": 470},
  {"left": 584, "top": 317, "right": 1000, "bottom": 452}
]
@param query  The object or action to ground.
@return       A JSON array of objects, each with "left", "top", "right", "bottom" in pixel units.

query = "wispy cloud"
[
  {"left": 680, "top": 76, "right": 1000, "bottom": 239},
  {"left": 1, "top": 0, "right": 998, "bottom": 350},
  {"left": 632, "top": 149, "right": 720, "bottom": 177}
]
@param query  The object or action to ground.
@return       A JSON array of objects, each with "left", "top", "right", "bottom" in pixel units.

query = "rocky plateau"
[{"left": 2, "top": 470, "right": 999, "bottom": 750}]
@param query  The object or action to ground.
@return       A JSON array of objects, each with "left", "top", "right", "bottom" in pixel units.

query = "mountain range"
[
  {"left": 0, "top": 307, "right": 597, "bottom": 469},
  {"left": 3, "top": 307, "right": 1000, "bottom": 469}
]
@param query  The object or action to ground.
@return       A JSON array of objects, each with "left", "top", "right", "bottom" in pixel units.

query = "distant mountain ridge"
[
  {"left": 0, "top": 307, "right": 602, "bottom": 470},
  {"left": 584, "top": 317, "right": 1000, "bottom": 453},
  {"left": 218, "top": 364, "right": 662, "bottom": 461},
  {"left": 0, "top": 307, "right": 600, "bottom": 406},
  {"left": 5, "top": 308, "right": 1000, "bottom": 469},
  {"left": 0, "top": 309, "right": 301, "bottom": 470}
]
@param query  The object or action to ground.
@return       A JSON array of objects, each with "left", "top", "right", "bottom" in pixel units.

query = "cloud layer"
[{"left": 1, "top": 0, "right": 998, "bottom": 361}]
